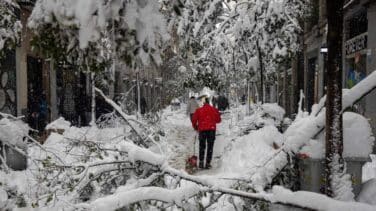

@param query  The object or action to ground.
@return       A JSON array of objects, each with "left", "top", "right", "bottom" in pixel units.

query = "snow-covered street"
[
  {"left": 162, "top": 105, "right": 232, "bottom": 173},
  {"left": 1, "top": 97, "right": 376, "bottom": 210},
  {"left": 159, "top": 103, "right": 286, "bottom": 183},
  {"left": 2, "top": 0, "right": 376, "bottom": 210}
]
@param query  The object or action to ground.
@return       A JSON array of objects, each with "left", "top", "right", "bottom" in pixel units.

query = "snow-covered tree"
[
  {"left": 171, "top": 0, "right": 307, "bottom": 99},
  {"left": 0, "top": 0, "right": 21, "bottom": 55},
  {"left": 324, "top": 0, "right": 353, "bottom": 200},
  {"left": 28, "top": 0, "right": 169, "bottom": 68},
  {"left": 28, "top": 0, "right": 172, "bottom": 121}
]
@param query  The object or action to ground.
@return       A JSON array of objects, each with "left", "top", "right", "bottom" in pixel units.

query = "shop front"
[{"left": 344, "top": 8, "right": 368, "bottom": 114}]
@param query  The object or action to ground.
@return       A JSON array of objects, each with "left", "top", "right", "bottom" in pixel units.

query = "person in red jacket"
[{"left": 192, "top": 96, "right": 221, "bottom": 169}]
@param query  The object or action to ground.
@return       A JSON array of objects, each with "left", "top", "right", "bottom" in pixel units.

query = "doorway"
[
  {"left": 307, "top": 57, "right": 317, "bottom": 112},
  {"left": 27, "top": 56, "right": 44, "bottom": 131}
]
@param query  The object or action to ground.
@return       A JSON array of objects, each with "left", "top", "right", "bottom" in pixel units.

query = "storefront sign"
[{"left": 345, "top": 33, "right": 367, "bottom": 55}]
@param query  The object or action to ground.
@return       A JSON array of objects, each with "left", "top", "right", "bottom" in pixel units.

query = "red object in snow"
[
  {"left": 297, "top": 153, "right": 310, "bottom": 159},
  {"left": 185, "top": 155, "right": 198, "bottom": 174},
  {"left": 192, "top": 103, "right": 221, "bottom": 132}
]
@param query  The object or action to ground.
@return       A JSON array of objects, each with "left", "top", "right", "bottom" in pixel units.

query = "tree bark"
[
  {"left": 137, "top": 72, "right": 141, "bottom": 118},
  {"left": 325, "top": 0, "right": 344, "bottom": 197},
  {"left": 90, "top": 72, "right": 96, "bottom": 126},
  {"left": 256, "top": 40, "right": 264, "bottom": 104}
]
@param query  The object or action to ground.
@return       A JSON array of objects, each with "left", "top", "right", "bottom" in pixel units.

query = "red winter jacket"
[{"left": 192, "top": 103, "right": 221, "bottom": 132}]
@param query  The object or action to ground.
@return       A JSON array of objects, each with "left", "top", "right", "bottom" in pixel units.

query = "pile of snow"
[
  {"left": 45, "top": 117, "right": 71, "bottom": 131},
  {"left": 0, "top": 110, "right": 169, "bottom": 210},
  {"left": 171, "top": 98, "right": 180, "bottom": 104},
  {"left": 221, "top": 125, "right": 284, "bottom": 177},
  {"left": 357, "top": 178, "right": 376, "bottom": 205},
  {"left": 0, "top": 187, "right": 7, "bottom": 208},
  {"left": 0, "top": 169, "right": 37, "bottom": 210},
  {"left": 34, "top": 125, "right": 129, "bottom": 165},
  {"left": 234, "top": 103, "right": 286, "bottom": 135},
  {"left": 271, "top": 185, "right": 375, "bottom": 211},
  {"left": 362, "top": 154, "right": 376, "bottom": 183},
  {"left": 300, "top": 112, "right": 375, "bottom": 158},
  {"left": 261, "top": 103, "right": 286, "bottom": 122},
  {"left": 0, "top": 117, "right": 29, "bottom": 150}
]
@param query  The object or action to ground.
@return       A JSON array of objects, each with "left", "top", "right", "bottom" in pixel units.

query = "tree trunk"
[
  {"left": 256, "top": 40, "right": 264, "bottom": 104},
  {"left": 283, "top": 67, "right": 287, "bottom": 110},
  {"left": 325, "top": 0, "right": 344, "bottom": 197},
  {"left": 247, "top": 79, "right": 250, "bottom": 114},
  {"left": 90, "top": 72, "right": 96, "bottom": 126},
  {"left": 137, "top": 72, "right": 141, "bottom": 118}
]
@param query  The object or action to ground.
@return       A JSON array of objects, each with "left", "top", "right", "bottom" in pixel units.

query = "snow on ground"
[
  {"left": 2, "top": 101, "right": 376, "bottom": 210},
  {"left": 162, "top": 104, "right": 233, "bottom": 173},
  {"left": 357, "top": 178, "right": 376, "bottom": 205},
  {"left": 221, "top": 125, "right": 284, "bottom": 178},
  {"left": 161, "top": 105, "right": 197, "bottom": 170},
  {"left": 162, "top": 103, "right": 286, "bottom": 182}
]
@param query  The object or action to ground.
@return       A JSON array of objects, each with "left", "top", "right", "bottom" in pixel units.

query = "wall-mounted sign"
[{"left": 345, "top": 33, "right": 367, "bottom": 55}]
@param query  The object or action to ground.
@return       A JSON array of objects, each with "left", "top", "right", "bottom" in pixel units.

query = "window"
[{"left": 345, "top": 9, "right": 368, "bottom": 40}]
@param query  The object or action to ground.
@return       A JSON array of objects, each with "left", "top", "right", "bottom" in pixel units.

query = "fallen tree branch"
[
  {"left": 0, "top": 151, "right": 10, "bottom": 172},
  {"left": 0, "top": 112, "right": 66, "bottom": 165},
  {"left": 79, "top": 184, "right": 203, "bottom": 211},
  {"left": 95, "top": 87, "right": 148, "bottom": 147},
  {"left": 77, "top": 138, "right": 375, "bottom": 211},
  {"left": 249, "top": 71, "right": 376, "bottom": 191}
]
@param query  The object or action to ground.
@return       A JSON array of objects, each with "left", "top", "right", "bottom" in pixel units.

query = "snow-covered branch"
[
  {"left": 95, "top": 87, "right": 148, "bottom": 147},
  {"left": 342, "top": 71, "right": 376, "bottom": 111},
  {"left": 82, "top": 185, "right": 203, "bottom": 211},
  {"left": 270, "top": 186, "right": 375, "bottom": 211},
  {"left": 249, "top": 71, "right": 376, "bottom": 191},
  {"left": 79, "top": 139, "right": 376, "bottom": 211},
  {"left": 0, "top": 0, "right": 21, "bottom": 52},
  {"left": 29, "top": 0, "right": 169, "bottom": 66}
]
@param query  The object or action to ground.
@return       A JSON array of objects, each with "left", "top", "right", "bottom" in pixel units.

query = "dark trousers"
[{"left": 199, "top": 130, "right": 215, "bottom": 165}]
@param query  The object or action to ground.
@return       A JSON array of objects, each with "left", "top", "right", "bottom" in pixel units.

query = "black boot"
[
  {"left": 205, "top": 163, "right": 212, "bottom": 169},
  {"left": 199, "top": 161, "right": 204, "bottom": 169}
]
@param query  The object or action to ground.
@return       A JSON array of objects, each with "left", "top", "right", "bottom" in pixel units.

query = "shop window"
[
  {"left": 345, "top": 53, "right": 366, "bottom": 114},
  {"left": 345, "top": 9, "right": 368, "bottom": 40}
]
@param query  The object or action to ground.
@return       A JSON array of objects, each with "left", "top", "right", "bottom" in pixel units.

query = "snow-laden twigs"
[
  {"left": 82, "top": 185, "right": 203, "bottom": 211},
  {"left": 0, "top": 112, "right": 67, "bottom": 165},
  {"left": 95, "top": 87, "right": 153, "bottom": 148},
  {"left": 84, "top": 181, "right": 376, "bottom": 211},
  {"left": 0, "top": 153, "right": 9, "bottom": 172},
  {"left": 0, "top": 112, "right": 24, "bottom": 120},
  {"left": 79, "top": 138, "right": 376, "bottom": 211}
]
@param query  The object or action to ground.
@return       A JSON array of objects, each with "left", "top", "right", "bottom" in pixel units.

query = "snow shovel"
[{"left": 185, "top": 133, "right": 198, "bottom": 174}]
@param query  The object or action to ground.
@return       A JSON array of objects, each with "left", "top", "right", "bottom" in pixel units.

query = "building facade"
[
  {"left": 302, "top": 0, "right": 327, "bottom": 112},
  {"left": 0, "top": 2, "right": 91, "bottom": 128},
  {"left": 302, "top": 0, "right": 376, "bottom": 136},
  {"left": 344, "top": 0, "right": 376, "bottom": 136}
]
